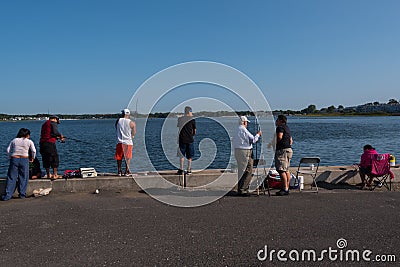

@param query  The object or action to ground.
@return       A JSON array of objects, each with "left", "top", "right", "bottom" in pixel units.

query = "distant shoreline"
[
  {"left": 0, "top": 112, "right": 399, "bottom": 122},
  {"left": 3, "top": 99, "right": 400, "bottom": 120},
  {"left": 294, "top": 112, "right": 400, "bottom": 117}
]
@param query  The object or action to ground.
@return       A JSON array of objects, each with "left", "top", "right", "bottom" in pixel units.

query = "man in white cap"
[
  {"left": 115, "top": 109, "right": 136, "bottom": 176},
  {"left": 233, "top": 115, "right": 262, "bottom": 196}
]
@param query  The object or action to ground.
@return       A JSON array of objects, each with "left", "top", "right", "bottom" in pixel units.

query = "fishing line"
[{"left": 64, "top": 136, "right": 93, "bottom": 145}]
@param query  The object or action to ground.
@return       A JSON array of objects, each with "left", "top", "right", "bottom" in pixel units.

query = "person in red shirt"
[
  {"left": 358, "top": 144, "right": 378, "bottom": 188},
  {"left": 39, "top": 115, "right": 65, "bottom": 179}
]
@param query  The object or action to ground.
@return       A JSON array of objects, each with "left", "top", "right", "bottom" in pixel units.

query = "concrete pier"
[{"left": 1, "top": 165, "right": 399, "bottom": 197}]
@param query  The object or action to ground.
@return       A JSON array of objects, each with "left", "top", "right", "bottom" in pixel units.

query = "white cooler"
[{"left": 80, "top": 168, "right": 97, "bottom": 178}]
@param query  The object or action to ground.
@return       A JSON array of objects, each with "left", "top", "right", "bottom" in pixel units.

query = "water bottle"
[{"left": 299, "top": 176, "right": 304, "bottom": 190}]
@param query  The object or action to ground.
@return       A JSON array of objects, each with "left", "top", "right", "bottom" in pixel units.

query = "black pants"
[{"left": 40, "top": 142, "right": 59, "bottom": 169}]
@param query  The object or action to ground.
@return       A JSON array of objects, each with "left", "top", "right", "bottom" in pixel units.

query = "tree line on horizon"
[
  {"left": 275, "top": 98, "right": 400, "bottom": 115},
  {"left": 0, "top": 111, "right": 255, "bottom": 120},
  {"left": 1, "top": 99, "right": 399, "bottom": 120}
]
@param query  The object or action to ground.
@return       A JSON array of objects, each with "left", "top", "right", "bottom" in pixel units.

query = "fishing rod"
[
  {"left": 253, "top": 104, "right": 261, "bottom": 163},
  {"left": 134, "top": 98, "right": 138, "bottom": 121},
  {"left": 253, "top": 105, "right": 264, "bottom": 195}
]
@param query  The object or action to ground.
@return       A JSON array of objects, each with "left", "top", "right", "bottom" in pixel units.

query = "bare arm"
[
  {"left": 277, "top": 132, "right": 284, "bottom": 141},
  {"left": 29, "top": 141, "right": 36, "bottom": 161},
  {"left": 130, "top": 121, "right": 136, "bottom": 137},
  {"left": 268, "top": 133, "right": 276, "bottom": 149}
]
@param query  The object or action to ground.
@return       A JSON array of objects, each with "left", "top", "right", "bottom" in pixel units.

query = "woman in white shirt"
[{"left": 2, "top": 128, "right": 36, "bottom": 201}]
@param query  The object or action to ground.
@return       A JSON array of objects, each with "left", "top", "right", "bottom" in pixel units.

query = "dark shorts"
[
  {"left": 40, "top": 142, "right": 59, "bottom": 169},
  {"left": 177, "top": 143, "right": 194, "bottom": 159}
]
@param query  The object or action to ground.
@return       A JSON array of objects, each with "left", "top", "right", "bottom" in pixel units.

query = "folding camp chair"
[
  {"left": 294, "top": 157, "right": 320, "bottom": 193},
  {"left": 367, "top": 154, "right": 392, "bottom": 191},
  {"left": 253, "top": 158, "right": 271, "bottom": 196}
]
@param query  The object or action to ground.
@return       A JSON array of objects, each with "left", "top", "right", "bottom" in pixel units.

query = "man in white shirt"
[
  {"left": 233, "top": 116, "right": 262, "bottom": 196},
  {"left": 115, "top": 109, "right": 136, "bottom": 176}
]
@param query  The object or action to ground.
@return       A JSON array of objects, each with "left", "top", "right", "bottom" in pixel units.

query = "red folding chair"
[{"left": 367, "top": 154, "right": 393, "bottom": 191}]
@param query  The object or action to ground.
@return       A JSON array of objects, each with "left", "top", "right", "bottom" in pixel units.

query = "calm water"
[{"left": 0, "top": 116, "right": 399, "bottom": 176}]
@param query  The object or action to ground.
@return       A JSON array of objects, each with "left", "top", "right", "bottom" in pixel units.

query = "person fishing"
[
  {"left": 233, "top": 115, "right": 262, "bottom": 196},
  {"left": 176, "top": 106, "right": 196, "bottom": 175},
  {"left": 39, "top": 115, "right": 65, "bottom": 180},
  {"left": 114, "top": 109, "right": 136, "bottom": 176}
]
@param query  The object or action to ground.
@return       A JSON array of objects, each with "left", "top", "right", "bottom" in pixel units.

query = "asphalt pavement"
[{"left": 0, "top": 189, "right": 399, "bottom": 266}]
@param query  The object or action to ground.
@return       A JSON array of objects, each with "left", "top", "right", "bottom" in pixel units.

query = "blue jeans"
[{"left": 2, "top": 158, "right": 29, "bottom": 201}]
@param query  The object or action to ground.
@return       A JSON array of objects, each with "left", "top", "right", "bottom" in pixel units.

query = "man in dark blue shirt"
[
  {"left": 177, "top": 106, "right": 196, "bottom": 175},
  {"left": 274, "top": 115, "right": 293, "bottom": 196}
]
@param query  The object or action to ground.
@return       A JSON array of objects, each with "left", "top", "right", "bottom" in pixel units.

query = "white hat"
[
  {"left": 239, "top": 115, "right": 250, "bottom": 124},
  {"left": 122, "top": 108, "right": 130, "bottom": 115}
]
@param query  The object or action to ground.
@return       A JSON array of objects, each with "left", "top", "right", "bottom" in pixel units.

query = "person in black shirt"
[
  {"left": 177, "top": 106, "right": 196, "bottom": 175},
  {"left": 273, "top": 114, "right": 293, "bottom": 196}
]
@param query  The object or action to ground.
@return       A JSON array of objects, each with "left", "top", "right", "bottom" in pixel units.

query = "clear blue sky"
[{"left": 1, "top": 0, "right": 399, "bottom": 114}]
